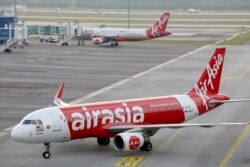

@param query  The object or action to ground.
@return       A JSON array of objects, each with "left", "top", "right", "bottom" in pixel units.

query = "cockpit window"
[
  {"left": 22, "top": 120, "right": 32, "bottom": 125},
  {"left": 31, "top": 120, "right": 37, "bottom": 125},
  {"left": 37, "top": 120, "right": 43, "bottom": 125},
  {"left": 22, "top": 119, "right": 40, "bottom": 125}
]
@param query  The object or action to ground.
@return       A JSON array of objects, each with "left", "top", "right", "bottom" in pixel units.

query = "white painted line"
[
  {"left": 0, "top": 125, "right": 16, "bottom": 138},
  {"left": 226, "top": 33, "right": 240, "bottom": 41},
  {"left": 3, "top": 125, "right": 16, "bottom": 132},
  {"left": 71, "top": 44, "right": 210, "bottom": 104},
  {"left": 0, "top": 132, "right": 9, "bottom": 138}
]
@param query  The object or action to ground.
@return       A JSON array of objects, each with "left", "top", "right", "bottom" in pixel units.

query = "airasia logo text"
[
  {"left": 71, "top": 103, "right": 144, "bottom": 131},
  {"left": 194, "top": 54, "right": 223, "bottom": 109},
  {"left": 151, "top": 14, "right": 168, "bottom": 37}
]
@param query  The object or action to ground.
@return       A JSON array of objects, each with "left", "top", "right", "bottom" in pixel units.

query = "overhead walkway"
[{"left": 27, "top": 24, "right": 82, "bottom": 46}]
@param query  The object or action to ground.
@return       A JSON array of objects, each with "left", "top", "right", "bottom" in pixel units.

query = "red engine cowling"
[
  {"left": 92, "top": 38, "right": 104, "bottom": 45},
  {"left": 113, "top": 133, "right": 144, "bottom": 151}
]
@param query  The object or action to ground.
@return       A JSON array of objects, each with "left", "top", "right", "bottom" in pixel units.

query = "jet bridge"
[
  {"left": 0, "top": 16, "right": 28, "bottom": 53},
  {"left": 27, "top": 23, "right": 82, "bottom": 46}
]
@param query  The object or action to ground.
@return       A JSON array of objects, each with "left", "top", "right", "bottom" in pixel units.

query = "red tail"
[
  {"left": 188, "top": 48, "right": 226, "bottom": 96},
  {"left": 146, "top": 12, "right": 171, "bottom": 39}
]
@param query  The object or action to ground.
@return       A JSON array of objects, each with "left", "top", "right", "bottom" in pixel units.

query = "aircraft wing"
[{"left": 108, "top": 122, "right": 249, "bottom": 134}]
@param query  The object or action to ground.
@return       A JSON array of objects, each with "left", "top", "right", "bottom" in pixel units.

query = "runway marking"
[
  {"left": 115, "top": 161, "right": 138, "bottom": 167},
  {"left": 3, "top": 125, "right": 16, "bottom": 132},
  {"left": 219, "top": 124, "right": 250, "bottom": 167},
  {"left": 123, "top": 156, "right": 144, "bottom": 162},
  {"left": 115, "top": 156, "right": 144, "bottom": 167},
  {"left": 240, "top": 64, "right": 250, "bottom": 69},
  {"left": 0, "top": 132, "right": 9, "bottom": 138},
  {"left": 223, "top": 76, "right": 236, "bottom": 80}
]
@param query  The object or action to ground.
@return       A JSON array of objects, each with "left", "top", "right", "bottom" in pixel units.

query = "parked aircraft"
[
  {"left": 11, "top": 48, "right": 250, "bottom": 159},
  {"left": 81, "top": 12, "right": 171, "bottom": 46}
]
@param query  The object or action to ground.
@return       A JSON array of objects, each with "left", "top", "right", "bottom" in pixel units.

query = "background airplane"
[
  {"left": 11, "top": 48, "right": 250, "bottom": 159},
  {"left": 81, "top": 12, "right": 171, "bottom": 46}
]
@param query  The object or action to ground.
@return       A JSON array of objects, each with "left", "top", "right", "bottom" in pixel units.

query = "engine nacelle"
[
  {"left": 113, "top": 133, "right": 144, "bottom": 151},
  {"left": 92, "top": 38, "right": 104, "bottom": 45}
]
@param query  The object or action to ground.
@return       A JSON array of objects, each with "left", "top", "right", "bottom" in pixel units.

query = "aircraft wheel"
[
  {"left": 43, "top": 143, "right": 51, "bottom": 158},
  {"left": 43, "top": 151, "right": 50, "bottom": 159},
  {"left": 4, "top": 48, "right": 11, "bottom": 53},
  {"left": 140, "top": 142, "right": 152, "bottom": 151},
  {"left": 144, "top": 142, "right": 153, "bottom": 151},
  {"left": 62, "top": 42, "right": 68, "bottom": 46},
  {"left": 97, "top": 137, "right": 110, "bottom": 145},
  {"left": 103, "top": 138, "right": 110, "bottom": 145},
  {"left": 110, "top": 43, "right": 115, "bottom": 47},
  {"left": 115, "top": 42, "right": 119, "bottom": 46},
  {"left": 139, "top": 145, "right": 145, "bottom": 151}
]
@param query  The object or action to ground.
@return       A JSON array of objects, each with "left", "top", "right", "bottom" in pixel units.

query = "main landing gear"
[
  {"left": 140, "top": 142, "right": 153, "bottom": 151},
  {"left": 97, "top": 137, "right": 110, "bottom": 145},
  {"left": 43, "top": 143, "right": 51, "bottom": 159}
]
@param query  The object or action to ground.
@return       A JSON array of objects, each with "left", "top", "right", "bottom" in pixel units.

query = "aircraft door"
[{"left": 50, "top": 110, "right": 61, "bottom": 132}]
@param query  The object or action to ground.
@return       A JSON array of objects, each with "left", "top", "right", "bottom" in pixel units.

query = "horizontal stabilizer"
[{"left": 209, "top": 99, "right": 250, "bottom": 107}]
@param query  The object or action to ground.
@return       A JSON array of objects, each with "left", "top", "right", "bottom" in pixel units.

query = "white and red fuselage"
[
  {"left": 81, "top": 12, "right": 171, "bottom": 46},
  {"left": 12, "top": 91, "right": 228, "bottom": 143}
]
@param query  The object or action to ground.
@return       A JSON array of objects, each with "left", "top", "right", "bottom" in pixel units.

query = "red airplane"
[{"left": 11, "top": 48, "right": 250, "bottom": 159}]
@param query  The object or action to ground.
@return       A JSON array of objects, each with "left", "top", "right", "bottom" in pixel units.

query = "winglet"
[{"left": 53, "top": 82, "right": 70, "bottom": 106}]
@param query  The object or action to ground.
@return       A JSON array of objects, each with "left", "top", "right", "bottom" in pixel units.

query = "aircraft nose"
[
  {"left": 11, "top": 125, "right": 28, "bottom": 143},
  {"left": 11, "top": 126, "right": 20, "bottom": 141}
]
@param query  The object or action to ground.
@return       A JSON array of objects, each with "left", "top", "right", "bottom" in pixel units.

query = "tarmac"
[{"left": 0, "top": 40, "right": 250, "bottom": 167}]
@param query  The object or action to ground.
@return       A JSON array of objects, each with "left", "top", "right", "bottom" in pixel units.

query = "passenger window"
[
  {"left": 22, "top": 120, "right": 31, "bottom": 125},
  {"left": 37, "top": 120, "right": 43, "bottom": 125},
  {"left": 31, "top": 120, "right": 37, "bottom": 125}
]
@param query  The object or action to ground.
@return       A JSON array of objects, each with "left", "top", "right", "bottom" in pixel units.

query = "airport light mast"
[
  {"left": 15, "top": 0, "right": 17, "bottom": 17},
  {"left": 127, "top": 0, "right": 130, "bottom": 29}
]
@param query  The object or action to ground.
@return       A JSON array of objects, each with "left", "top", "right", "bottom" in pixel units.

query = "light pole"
[
  {"left": 15, "top": 0, "right": 17, "bottom": 17},
  {"left": 127, "top": 0, "right": 130, "bottom": 29}
]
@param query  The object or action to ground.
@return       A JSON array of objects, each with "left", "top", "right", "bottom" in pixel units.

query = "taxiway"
[{"left": 0, "top": 42, "right": 250, "bottom": 167}]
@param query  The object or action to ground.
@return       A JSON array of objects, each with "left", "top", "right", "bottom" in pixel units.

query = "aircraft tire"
[
  {"left": 4, "top": 48, "right": 11, "bottom": 53},
  {"left": 103, "top": 138, "right": 110, "bottom": 145},
  {"left": 140, "top": 142, "right": 153, "bottom": 151},
  {"left": 144, "top": 142, "right": 153, "bottom": 151},
  {"left": 43, "top": 151, "right": 50, "bottom": 159},
  {"left": 97, "top": 137, "right": 110, "bottom": 145},
  {"left": 115, "top": 42, "right": 118, "bottom": 46}
]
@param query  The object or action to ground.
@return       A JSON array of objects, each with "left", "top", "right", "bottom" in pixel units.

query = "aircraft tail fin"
[
  {"left": 146, "top": 12, "right": 171, "bottom": 39},
  {"left": 187, "top": 48, "right": 226, "bottom": 96}
]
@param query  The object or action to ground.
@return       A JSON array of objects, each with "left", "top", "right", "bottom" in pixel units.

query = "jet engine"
[
  {"left": 92, "top": 38, "right": 104, "bottom": 45},
  {"left": 113, "top": 133, "right": 144, "bottom": 151}
]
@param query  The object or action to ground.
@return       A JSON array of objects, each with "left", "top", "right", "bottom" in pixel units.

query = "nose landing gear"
[{"left": 43, "top": 143, "right": 51, "bottom": 159}]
